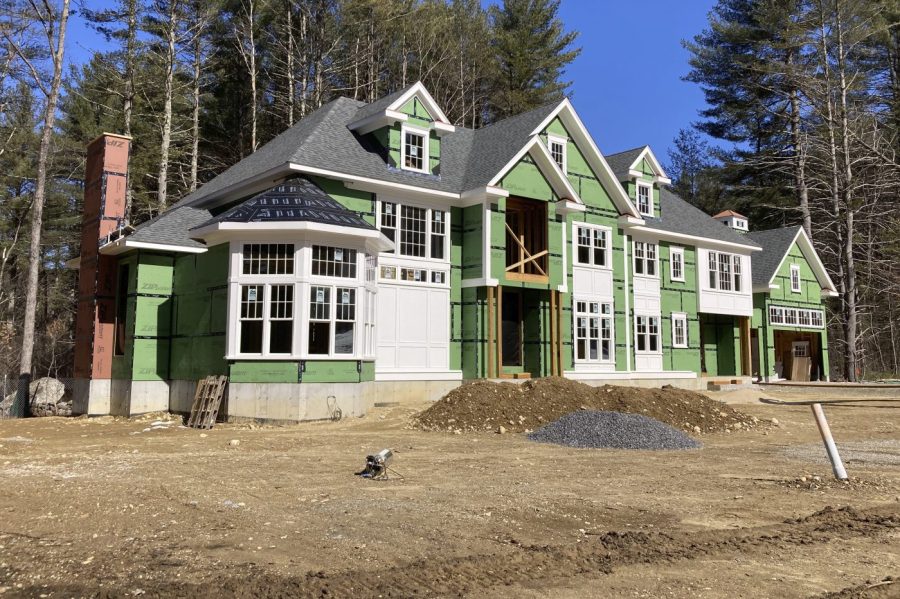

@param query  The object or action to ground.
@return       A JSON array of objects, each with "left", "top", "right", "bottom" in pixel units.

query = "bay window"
[{"left": 708, "top": 251, "right": 744, "bottom": 292}]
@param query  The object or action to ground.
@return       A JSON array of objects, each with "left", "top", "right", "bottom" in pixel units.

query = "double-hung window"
[
  {"left": 635, "top": 315, "right": 660, "bottom": 353},
  {"left": 671, "top": 313, "right": 688, "bottom": 348},
  {"left": 634, "top": 241, "right": 657, "bottom": 277},
  {"left": 378, "top": 200, "right": 448, "bottom": 261},
  {"left": 401, "top": 126, "right": 428, "bottom": 173},
  {"left": 575, "top": 301, "right": 613, "bottom": 362},
  {"left": 636, "top": 182, "right": 653, "bottom": 216},
  {"left": 670, "top": 247, "right": 684, "bottom": 282},
  {"left": 237, "top": 243, "right": 297, "bottom": 355},
  {"left": 790, "top": 264, "right": 801, "bottom": 292},
  {"left": 548, "top": 135, "right": 567, "bottom": 172},
  {"left": 574, "top": 224, "right": 609, "bottom": 267},
  {"left": 708, "top": 251, "right": 743, "bottom": 291}
]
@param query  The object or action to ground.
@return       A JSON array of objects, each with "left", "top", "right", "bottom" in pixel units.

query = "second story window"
[
  {"left": 633, "top": 241, "right": 657, "bottom": 277},
  {"left": 574, "top": 224, "right": 609, "bottom": 267},
  {"left": 708, "top": 251, "right": 743, "bottom": 292},
  {"left": 790, "top": 264, "right": 801, "bottom": 292},
  {"left": 378, "top": 200, "right": 449, "bottom": 261},
  {"left": 636, "top": 182, "right": 653, "bottom": 216},
  {"left": 670, "top": 247, "right": 684, "bottom": 282},
  {"left": 401, "top": 126, "right": 428, "bottom": 173}
]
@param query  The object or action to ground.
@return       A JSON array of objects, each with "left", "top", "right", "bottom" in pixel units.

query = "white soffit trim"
[
  {"left": 628, "top": 146, "right": 672, "bottom": 184},
  {"left": 289, "top": 163, "right": 460, "bottom": 201},
  {"left": 98, "top": 237, "right": 208, "bottom": 255},
  {"left": 530, "top": 99, "right": 642, "bottom": 219},
  {"left": 348, "top": 109, "right": 409, "bottom": 135},
  {"left": 766, "top": 227, "right": 838, "bottom": 294},
  {"left": 627, "top": 225, "right": 762, "bottom": 252},
  {"left": 191, "top": 221, "right": 394, "bottom": 253}
]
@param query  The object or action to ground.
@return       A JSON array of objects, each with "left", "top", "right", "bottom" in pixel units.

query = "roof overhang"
[
  {"left": 190, "top": 221, "right": 394, "bottom": 254},
  {"left": 98, "top": 237, "right": 208, "bottom": 256},
  {"left": 348, "top": 81, "right": 456, "bottom": 136},
  {"left": 627, "top": 225, "right": 762, "bottom": 253},
  {"left": 529, "top": 99, "right": 642, "bottom": 218},
  {"left": 289, "top": 163, "right": 461, "bottom": 204},
  {"left": 486, "top": 135, "right": 583, "bottom": 204},
  {"left": 766, "top": 227, "right": 838, "bottom": 295},
  {"left": 624, "top": 146, "right": 672, "bottom": 185}
]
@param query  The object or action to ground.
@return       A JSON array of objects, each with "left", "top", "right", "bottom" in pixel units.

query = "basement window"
[{"left": 401, "top": 125, "right": 428, "bottom": 173}]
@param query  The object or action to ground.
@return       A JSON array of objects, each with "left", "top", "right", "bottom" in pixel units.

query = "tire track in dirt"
[{"left": 24, "top": 505, "right": 900, "bottom": 598}]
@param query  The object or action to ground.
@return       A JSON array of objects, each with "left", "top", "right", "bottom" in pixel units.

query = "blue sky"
[{"left": 65, "top": 0, "right": 714, "bottom": 164}]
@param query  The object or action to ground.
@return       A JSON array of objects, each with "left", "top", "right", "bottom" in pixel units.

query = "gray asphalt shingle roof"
[
  {"left": 746, "top": 225, "right": 801, "bottom": 287},
  {"left": 605, "top": 146, "right": 645, "bottom": 181},
  {"left": 350, "top": 84, "right": 416, "bottom": 123},
  {"left": 642, "top": 188, "right": 761, "bottom": 249},
  {"left": 127, "top": 205, "right": 211, "bottom": 249}
]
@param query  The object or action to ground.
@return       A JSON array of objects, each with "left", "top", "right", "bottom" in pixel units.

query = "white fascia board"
[
  {"left": 192, "top": 221, "right": 394, "bottom": 252},
  {"left": 460, "top": 186, "right": 509, "bottom": 207},
  {"left": 348, "top": 110, "right": 408, "bottom": 135},
  {"left": 433, "top": 121, "right": 456, "bottom": 135},
  {"left": 98, "top": 237, "right": 208, "bottom": 255},
  {"left": 789, "top": 227, "right": 838, "bottom": 294},
  {"left": 628, "top": 146, "right": 671, "bottom": 182},
  {"left": 289, "top": 163, "right": 460, "bottom": 201},
  {"left": 387, "top": 81, "right": 453, "bottom": 127},
  {"left": 531, "top": 99, "right": 642, "bottom": 219},
  {"left": 528, "top": 139, "right": 583, "bottom": 202},
  {"left": 627, "top": 225, "right": 762, "bottom": 253},
  {"left": 555, "top": 199, "right": 585, "bottom": 214},
  {"left": 461, "top": 277, "right": 500, "bottom": 288},
  {"left": 618, "top": 215, "right": 646, "bottom": 226}
]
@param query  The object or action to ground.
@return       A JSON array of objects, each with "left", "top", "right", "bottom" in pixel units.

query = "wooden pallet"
[{"left": 187, "top": 375, "right": 228, "bottom": 429}]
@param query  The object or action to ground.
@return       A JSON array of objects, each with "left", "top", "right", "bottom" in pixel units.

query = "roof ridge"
[{"left": 605, "top": 145, "right": 648, "bottom": 158}]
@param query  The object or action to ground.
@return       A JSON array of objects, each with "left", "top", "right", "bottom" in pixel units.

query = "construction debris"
[
  {"left": 527, "top": 411, "right": 702, "bottom": 450},
  {"left": 187, "top": 376, "right": 227, "bottom": 429}
]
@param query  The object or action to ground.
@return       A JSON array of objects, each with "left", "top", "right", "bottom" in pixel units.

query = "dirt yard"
[{"left": 0, "top": 386, "right": 898, "bottom": 598}]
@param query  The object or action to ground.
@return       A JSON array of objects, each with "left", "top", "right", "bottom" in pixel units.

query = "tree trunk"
[
  {"left": 18, "top": 0, "right": 71, "bottom": 416},
  {"left": 123, "top": 0, "right": 137, "bottom": 221},
  {"left": 285, "top": 2, "right": 295, "bottom": 127},
  {"left": 157, "top": 0, "right": 178, "bottom": 213},
  {"left": 189, "top": 20, "right": 201, "bottom": 192},
  {"left": 787, "top": 45, "right": 811, "bottom": 237}
]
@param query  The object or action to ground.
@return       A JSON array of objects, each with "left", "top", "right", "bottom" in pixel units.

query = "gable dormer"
[
  {"left": 606, "top": 146, "right": 670, "bottom": 219},
  {"left": 348, "top": 82, "right": 455, "bottom": 176}
]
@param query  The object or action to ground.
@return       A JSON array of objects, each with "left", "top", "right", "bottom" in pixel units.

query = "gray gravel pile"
[{"left": 527, "top": 410, "right": 702, "bottom": 450}]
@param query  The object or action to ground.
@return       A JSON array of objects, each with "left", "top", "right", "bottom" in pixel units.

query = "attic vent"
[{"left": 713, "top": 210, "right": 748, "bottom": 232}]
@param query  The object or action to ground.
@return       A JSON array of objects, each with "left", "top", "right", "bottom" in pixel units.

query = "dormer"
[
  {"left": 714, "top": 210, "right": 749, "bottom": 231},
  {"left": 606, "top": 145, "right": 670, "bottom": 218},
  {"left": 348, "top": 82, "right": 455, "bottom": 176}
]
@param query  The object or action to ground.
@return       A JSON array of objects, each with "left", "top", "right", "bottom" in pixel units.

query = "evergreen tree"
[{"left": 488, "top": 0, "right": 580, "bottom": 120}]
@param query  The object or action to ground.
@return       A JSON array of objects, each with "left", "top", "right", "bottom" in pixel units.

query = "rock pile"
[
  {"left": 0, "top": 377, "right": 72, "bottom": 418},
  {"left": 527, "top": 411, "right": 702, "bottom": 450}
]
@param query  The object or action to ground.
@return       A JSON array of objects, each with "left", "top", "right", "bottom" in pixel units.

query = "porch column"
[{"left": 739, "top": 316, "right": 752, "bottom": 376}]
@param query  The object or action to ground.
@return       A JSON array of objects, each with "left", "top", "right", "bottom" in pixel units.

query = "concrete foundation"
[
  {"left": 225, "top": 381, "right": 376, "bottom": 422},
  {"left": 70, "top": 377, "right": 169, "bottom": 416}
]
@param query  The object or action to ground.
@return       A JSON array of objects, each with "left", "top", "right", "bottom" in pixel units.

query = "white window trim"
[
  {"left": 633, "top": 240, "right": 658, "bottom": 279},
  {"left": 634, "top": 313, "right": 662, "bottom": 355},
  {"left": 670, "top": 246, "right": 685, "bottom": 282},
  {"left": 376, "top": 198, "right": 450, "bottom": 265},
  {"left": 547, "top": 134, "right": 567, "bottom": 173},
  {"left": 707, "top": 250, "right": 744, "bottom": 292},
  {"left": 400, "top": 124, "right": 430, "bottom": 174},
  {"left": 671, "top": 312, "right": 688, "bottom": 348},
  {"left": 636, "top": 181, "right": 654, "bottom": 217},
  {"left": 227, "top": 241, "right": 377, "bottom": 360},
  {"left": 572, "top": 222, "right": 612, "bottom": 269},
  {"left": 790, "top": 264, "right": 801, "bottom": 293},
  {"left": 768, "top": 305, "right": 824, "bottom": 329},
  {"left": 573, "top": 299, "right": 614, "bottom": 364}
]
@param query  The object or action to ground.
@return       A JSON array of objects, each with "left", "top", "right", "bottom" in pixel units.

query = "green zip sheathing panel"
[
  {"left": 375, "top": 96, "right": 441, "bottom": 174},
  {"left": 660, "top": 243, "right": 702, "bottom": 372},
  {"left": 461, "top": 204, "right": 484, "bottom": 280},
  {"left": 460, "top": 286, "right": 488, "bottom": 379},
  {"left": 752, "top": 240, "right": 830, "bottom": 380},
  {"left": 111, "top": 254, "right": 139, "bottom": 380},
  {"left": 129, "top": 252, "right": 175, "bottom": 381},
  {"left": 499, "top": 156, "right": 556, "bottom": 202},
  {"left": 700, "top": 314, "right": 740, "bottom": 377},
  {"left": 310, "top": 176, "right": 376, "bottom": 226},
  {"left": 228, "top": 360, "right": 376, "bottom": 384},
  {"left": 169, "top": 243, "right": 228, "bottom": 381},
  {"left": 449, "top": 206, "right": 463, "bottom": 371}
]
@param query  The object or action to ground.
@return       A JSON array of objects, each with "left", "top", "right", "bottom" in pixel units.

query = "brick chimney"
[{"left": 73, "top": 134, "right": 130, "bottom": 387}]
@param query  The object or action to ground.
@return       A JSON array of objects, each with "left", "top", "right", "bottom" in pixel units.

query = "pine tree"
[{"left": 488, "top": 0, "right": 580, "bottom": 120}]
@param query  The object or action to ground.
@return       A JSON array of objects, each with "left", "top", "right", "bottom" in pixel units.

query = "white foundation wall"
[
  {"left": 70, "top": 378, "right": 169, "bottom": 416},
  {"left": 225, "top": 381, "right": 376, "bottom": 422}
]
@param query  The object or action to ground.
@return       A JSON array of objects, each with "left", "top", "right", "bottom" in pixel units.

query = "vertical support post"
[
  {"left": 739, "top": 316, "right": 752, "bottom": 376},
  {"left": 496, "top": 285, "right": 503, "bottom": 376},
  {"left": 549, "top": 290, "right": 557, "bottom": 376},
  {"left": 487, "top": 286, "right": 495, "bottom": 379},
  {"left": 811, "top": 403, "right": 848, "bottom": 480},
  {"left": 557, "top": 291, "right": 564, "bottom": 376}
]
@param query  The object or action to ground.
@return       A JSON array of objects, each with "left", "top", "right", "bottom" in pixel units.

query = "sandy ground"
[{"left": 0, "top": 388, "right": 898, "bottom": 598}]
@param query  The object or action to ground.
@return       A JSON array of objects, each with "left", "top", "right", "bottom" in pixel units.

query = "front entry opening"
[{"left": 502, "top": 290, "right": 522, "bottom": 367}]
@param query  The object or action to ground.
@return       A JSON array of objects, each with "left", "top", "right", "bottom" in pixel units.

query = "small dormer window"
[
  {"left": 547, "top": 135, "right": 567, "bottom": 172},
  {"left": 790, "top": 264, "right": 801, "bottom": 292},
  {"left": 636, "top": 182, "right": 653, "bottom": 216},
  {"left": 401, "top": 125, "right": 428, "bottom": 173}
]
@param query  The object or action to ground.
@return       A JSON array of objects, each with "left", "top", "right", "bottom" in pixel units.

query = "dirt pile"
[{"left": 414, "top": 377, "right": 760, "bottom": 434}]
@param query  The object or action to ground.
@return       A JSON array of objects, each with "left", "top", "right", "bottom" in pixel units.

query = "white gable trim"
[
  {"left": 766, "top": 227, "right": 838, "bottom": 295},
  {"left": 348, "top": 109, "right": 409, "bottom": 135},
  {"left": 628, "top": 225, "right": 761, "bottom": 253},
  {"left": 627, "top": 146, "right": 672, "bottom": 185},
  {"left": 530, "top": 99, "right": 641, "bottom": 218},
  {"left": 485, "top": 136, "right": 582, "bottom": 203},
  {"left": 98, "top": 238, "right": 208, "bottom": 256},
  {"left": 288, "top": 163, "right": 460, "bottom": 201},
  {"left": 349, "top": 81, "right": 456, "bottom": 135}
]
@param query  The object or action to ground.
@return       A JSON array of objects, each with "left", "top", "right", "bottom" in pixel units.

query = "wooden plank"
[
  {"left": 487, "top": 286, "right": 495, "bottom": 379},
  {"left": 497, "top": 285, "right": 503, "bottom": 377},
  {"left": 549, "top": 290, "right": 557, "bottom": 376}
]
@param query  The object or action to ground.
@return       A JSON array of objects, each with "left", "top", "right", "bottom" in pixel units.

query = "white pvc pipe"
[{"left": 811, "top": 403, "right": 848, "bottom": 480}]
